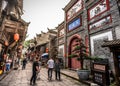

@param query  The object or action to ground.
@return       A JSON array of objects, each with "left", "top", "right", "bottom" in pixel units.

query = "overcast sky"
[{"left": 22, "top": 0, "right": 70, "bottom": 40}]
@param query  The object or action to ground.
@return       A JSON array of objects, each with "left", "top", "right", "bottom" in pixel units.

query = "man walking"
[
  {"left": 22, "top": 57, "right": 27, "bottom": 70},
  {"left": 54, "top": 59, "right": 61, "bottom": 80},
  {"left": 30, "top": 57, "right": 40, "bottom": 85},
  {"left": 47, "top": 57, "right": 54, "bottom": 80}
]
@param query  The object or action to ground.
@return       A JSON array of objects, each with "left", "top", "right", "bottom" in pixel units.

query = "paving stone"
[{"left": 0, "top": 62, "right": 88, "bottom": 86}]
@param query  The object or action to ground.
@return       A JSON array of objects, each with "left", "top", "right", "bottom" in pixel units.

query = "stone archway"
[{"left": 68, "top": 34, "right": 81, "bottom": 69}]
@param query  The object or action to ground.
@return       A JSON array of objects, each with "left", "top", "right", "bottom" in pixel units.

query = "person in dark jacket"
[
  {"left": 22, "top": 58, "right": 27, "bottom": 70},
  {"left": 54, "top": 59, "right": 61, "bottom": 80},
  {"left": 30, "top": 57, "right": 40, "bottom": 85}
]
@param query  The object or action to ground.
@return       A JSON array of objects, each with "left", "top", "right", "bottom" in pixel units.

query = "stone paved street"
[{"left": 0, "top": 62, "right": 88, "bottom": 86}]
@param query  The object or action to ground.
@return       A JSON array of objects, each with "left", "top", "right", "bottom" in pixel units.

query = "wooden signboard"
[{"left": 92, "top": 62, "right": 110, "bottom": 86}]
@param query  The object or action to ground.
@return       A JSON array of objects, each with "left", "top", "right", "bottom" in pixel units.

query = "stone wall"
[{"left": 64, "top": 0, "right": 120, "bottom": 69}]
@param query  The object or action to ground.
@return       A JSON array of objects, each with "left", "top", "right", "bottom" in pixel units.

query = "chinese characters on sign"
[
  {"left": 59, "top": 29, "right": 64, "bottom": 37},
  {"left": 94, "top": 73, "right": 103, "bottom": 84},
  {"left": 88, "top": 0, "right": 109, "bottom": 20},
  {"left": 67, "top": 0, "right": 82, "bottom": 20},
  {"left": 92, "top": 63, "right": 110, "bottom": 85},
  {"left": 68, "top": 18, "right": 81, "bottom": 31},
  {"left": 94, "top": 64, "right": 106, "bottom": 71},
  {"left": 89, "top": 16, "right": 111, "bottom": 30}
]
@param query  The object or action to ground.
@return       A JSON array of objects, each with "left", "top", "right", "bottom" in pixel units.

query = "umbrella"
[{"left": 41, "top": 53, "right": 48, "bottom": 57}]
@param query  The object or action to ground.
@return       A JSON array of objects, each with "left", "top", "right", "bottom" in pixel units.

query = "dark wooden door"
[{"left": 116, "top": 51, "right": 120, "bottom": 76}]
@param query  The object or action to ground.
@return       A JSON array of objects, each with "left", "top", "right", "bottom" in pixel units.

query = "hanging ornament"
[{"left": 14, "top": 33, "right": 19, "bottom": 41}]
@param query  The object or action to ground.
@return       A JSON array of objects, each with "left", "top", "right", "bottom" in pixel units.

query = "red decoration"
[
  {"left": 14, "top": 33, "right": 19, "bottom": 41},
  {"left": 64, "top": 54, "right": 67, "bottom": 57}
]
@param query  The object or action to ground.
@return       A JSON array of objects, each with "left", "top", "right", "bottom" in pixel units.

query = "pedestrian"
[
  {"left": 36, "top": 59, "right": 41, "bottom": 80},
  {"left": 54, "top": 59, "right": 61, "bottom": 81},
  {"left": 47, "top": 57, "right": 54, "bottom": 80},
  {"left": 6, "top": 61, "right": 10, "bottom": 72},
  {"left": 22, "top": 57, "right": 27, "bottom": 70},
  {"left": 30, "top": 57, "right": 40, "bottom": 85}
]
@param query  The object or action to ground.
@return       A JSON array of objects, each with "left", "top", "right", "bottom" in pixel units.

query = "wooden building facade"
[
  {"left": 0, "top": 0, "right": 29, "bottom": 74},
  {"left": 62, "top": 0, "right": 120, "bottom": 82}
]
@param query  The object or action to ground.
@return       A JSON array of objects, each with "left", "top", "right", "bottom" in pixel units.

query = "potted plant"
[
  {"left": 68, "top": 54, "right": 78, "bottom": 58},
  {"left": 69, "top": 39, "right": 91, "bottom": 80}
]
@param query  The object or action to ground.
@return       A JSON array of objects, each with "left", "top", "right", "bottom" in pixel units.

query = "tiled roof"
[{"left": 102, "top": 39, "right": 120, "bottom": 47}]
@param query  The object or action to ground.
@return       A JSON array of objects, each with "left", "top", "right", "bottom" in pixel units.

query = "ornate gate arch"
[{"left": 68, "top": 34, "right": 81, "bottom": 69}]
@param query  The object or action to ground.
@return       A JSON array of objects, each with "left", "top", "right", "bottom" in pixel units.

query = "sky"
[{"left": 22, "top": 0, "right": 70, "bottom": 40}]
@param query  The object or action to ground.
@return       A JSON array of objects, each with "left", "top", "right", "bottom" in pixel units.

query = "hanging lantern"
[{"left": 14, "top": 33, "right": 19, "bottom": 41}]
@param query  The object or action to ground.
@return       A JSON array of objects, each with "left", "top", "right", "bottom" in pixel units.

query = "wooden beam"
[{"left": 8, "top": 41, "right": 17, "bottom": 49}]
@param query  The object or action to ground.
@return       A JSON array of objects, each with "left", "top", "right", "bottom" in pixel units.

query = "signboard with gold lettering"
[
  {"left": 94, "top": 64, "right": 106, "bottom": 71},
  {"left": 92, "top": 62, "right": 110, "bottom": 86}
]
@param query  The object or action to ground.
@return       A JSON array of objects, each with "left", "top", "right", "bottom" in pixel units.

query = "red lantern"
[{"left": 14, "top": 33, "right": 19, "bottom": 41}]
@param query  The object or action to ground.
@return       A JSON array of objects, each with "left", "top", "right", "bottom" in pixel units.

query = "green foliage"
[
  {"left": 69, "top": 39, "right": 106, "bottom": 70},
  {"left": 23, "top": 40, "right": 30, "bottom": 48},
  {"left": 68, "top": 54, "right": 78, "bottom": 58},
  {"left": 75, "top": 46, "right": 81, "bottom": 50},
  {"left": 90, "top": 56, "right": 104, "bottom": 60},
  {"left": 75, "top": 45, "right": 87, "bottom": 50}
]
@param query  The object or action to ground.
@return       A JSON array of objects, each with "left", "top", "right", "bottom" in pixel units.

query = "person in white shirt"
[{"left": 47, "top": 57, "right": 54, "bottom": 80}]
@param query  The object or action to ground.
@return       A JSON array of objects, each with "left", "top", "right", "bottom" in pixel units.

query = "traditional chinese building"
[
  {"left": 57, "top": 21, "right": 66, "bottom": 67},
  {"left": 63, "top": 0, "right": 120, "bottom": 84},
  {"left": 32, "top": 28, "right": 57, "bottom": 60},
  {"left": 63, "top": 0, "right": 89, "bottom": 69},
  {"left": 0, "top": 0, "right": 29, "bottom": 73}
]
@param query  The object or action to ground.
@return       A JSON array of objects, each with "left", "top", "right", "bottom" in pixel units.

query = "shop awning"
[{"left": 102, "top": 39, "right": 120, "bottom": 47}]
